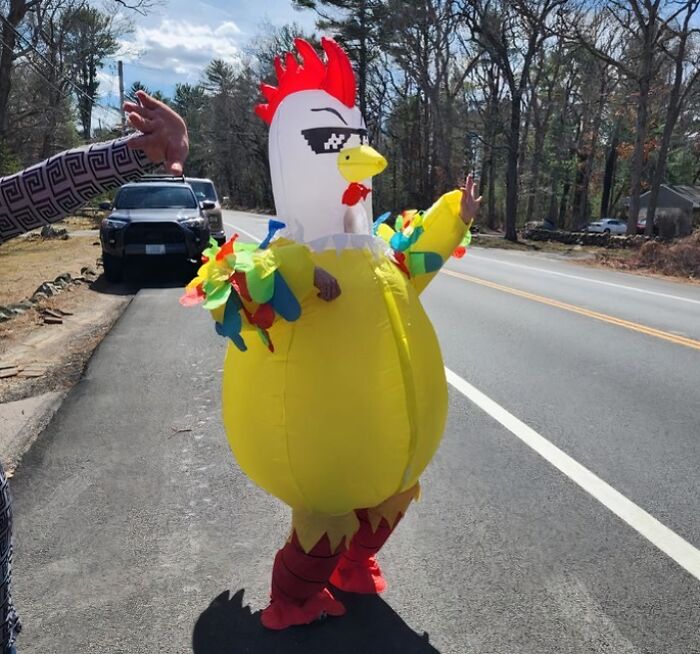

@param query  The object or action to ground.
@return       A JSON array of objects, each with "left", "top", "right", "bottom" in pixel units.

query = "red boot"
[
  {"left": 330, "top": 553, "right": 387, "bottom": 594},
  {"left": 330, "top": 509, "right": 403, "bottom": 594},
  {"left": 261, "top": 587, "right": 346, "bottom": 630},
  {"left": 261, "top": 532, "right": 346, "bottom": 630}
]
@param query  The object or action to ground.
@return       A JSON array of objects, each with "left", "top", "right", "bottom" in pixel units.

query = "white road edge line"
[
  {"left": 223, "top": 221, "right": 264, "bottom": 243},
  {"left": 227, "top": 218, "right": 700, "bottom": 579},
  {"left": 445, "top": 367, "right": 700, "bottom": 581},
  {"left": 466, "top": 253, "right": 700, "bottom": 306}
]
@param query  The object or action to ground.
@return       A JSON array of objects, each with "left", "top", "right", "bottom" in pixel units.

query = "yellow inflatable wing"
[
  {"left": 372, "top": 189, "right": 469, "bottom": 294},
  {"left": 410, "top": 189, "right": 467, "bottom": 294}
]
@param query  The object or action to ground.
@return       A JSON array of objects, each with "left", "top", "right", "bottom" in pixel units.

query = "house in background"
[{"left": 624, "top": 184, "right": 700, "bottom": 236}]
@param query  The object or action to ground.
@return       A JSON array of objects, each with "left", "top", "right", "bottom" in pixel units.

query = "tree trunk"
[
  {"left": 40, "top": 87, "right": 62, "bottom": 159},
  {"left": 558, "top": 179, "right": 571, "bottom": 227},
  {"left": 518, "top": 89, "right": 533, "bottom": 178},
  {"left": 505, "top": 92, "right": 521, "bottom": 242},
  {"left": 0, "top": 0, "right": 29, "bottom": 138},
  {"left": 600, "top": 121, "right": 620, "bottom": 217},
  {"left": 645, "top": 34, "right": 693, "bottom": 235},
  {"left": 525, "top": 121, "right": 546, "bottom": 224},
  {"left": 569, "top": 115, "right": 586, "bottom": 228},
  {"left": 478, "top": 142, "right": 489, "bottom": 223},
  {"left": 576, "top": 80, "right": 606, "bottom": 226},
  {"left": 627, "top": 79, "right": 650, "bottom": 234},
  {"left": 358, "top": 0, "right": 367, "bottom": 119},
  {"left": 548, "top": 177, "right": 558, "bottom": 225}
]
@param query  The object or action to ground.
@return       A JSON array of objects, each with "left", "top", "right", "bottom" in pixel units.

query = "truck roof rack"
[{"left": 134, "top": 174, "right": 188, "bottom": 184}]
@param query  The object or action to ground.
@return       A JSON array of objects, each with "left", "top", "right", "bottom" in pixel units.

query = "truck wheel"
[{"left": 103, "top": 253, "right": 124, "bottom": 282}]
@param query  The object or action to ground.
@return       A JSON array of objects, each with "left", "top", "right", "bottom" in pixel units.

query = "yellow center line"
[{"left": 441, "top": 268, "right": 700, "bottom": 352}]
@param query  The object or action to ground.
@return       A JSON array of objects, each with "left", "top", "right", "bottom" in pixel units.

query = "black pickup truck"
[{"left": 99, "top": 177, "right": 216, "bottom": 282}]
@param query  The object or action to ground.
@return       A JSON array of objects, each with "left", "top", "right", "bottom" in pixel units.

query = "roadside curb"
[
  {"left": 0, "top": 390, "right": 67, "bottom": 474},
  {"left": 0, "top": 284, "right": 135, "bottom": 475}
]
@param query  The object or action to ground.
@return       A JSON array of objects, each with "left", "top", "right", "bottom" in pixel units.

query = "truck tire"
[{"left": 103, "top": 253, "right": 124, "bottom": 282}]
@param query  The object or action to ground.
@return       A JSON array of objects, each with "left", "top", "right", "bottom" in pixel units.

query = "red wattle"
[{"left": 342, "top": 183, "right": 371, "bottom": 206}]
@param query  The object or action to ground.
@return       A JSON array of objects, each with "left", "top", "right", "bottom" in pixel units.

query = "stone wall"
[{"left": 521, "top": 228, "right": 654, "bottom": 249}]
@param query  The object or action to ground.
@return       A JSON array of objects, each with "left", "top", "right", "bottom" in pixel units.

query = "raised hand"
[
  {"left": 460, "top": 173, "right": 482, "bottom": 225},
  {"left": 124, "top": 90, "right": 189, "bottom": 175}
]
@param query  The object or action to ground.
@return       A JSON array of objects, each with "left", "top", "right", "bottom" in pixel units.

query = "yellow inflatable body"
[{"left": 221, "top": 190, "right": 465, "bottom": 517}]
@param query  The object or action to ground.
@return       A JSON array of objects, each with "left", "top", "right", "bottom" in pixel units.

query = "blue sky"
[{"left": 94, "top": 0, "right": 317, "bottom": 128}]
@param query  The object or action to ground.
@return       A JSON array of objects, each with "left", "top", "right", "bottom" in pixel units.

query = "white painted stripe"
[
  {"left": 466, "top": 252, "right": 700, "bottom": 306},
  {"left": 445, "top": 367, "right": 700, "bottom": 581},
  {"left": 223, "top": 221, "right": 264, "bottom": 243}
]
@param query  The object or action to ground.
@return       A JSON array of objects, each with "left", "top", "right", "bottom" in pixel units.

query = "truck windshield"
[
  {"left": 115, "top": 186, "right": 198, "bottom": 209},
  {"left": 188, "top": 181, "right": 218, "bottom": 203}
]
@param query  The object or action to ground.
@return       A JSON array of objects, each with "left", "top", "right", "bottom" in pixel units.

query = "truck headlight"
[
  {"left": 179, "top": 217, "right": 207, "bottom": 229},
  {"left": 102, "top": 218, "right": 128, "bottom": 230}
]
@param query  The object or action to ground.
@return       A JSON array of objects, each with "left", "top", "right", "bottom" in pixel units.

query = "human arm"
[{"left": 0, "top": 91, "right": 188, "bottom": 245}]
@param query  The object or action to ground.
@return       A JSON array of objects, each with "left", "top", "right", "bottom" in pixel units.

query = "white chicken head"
[{"left": 256, "top": 37, "right": 387, "bottom": 245}]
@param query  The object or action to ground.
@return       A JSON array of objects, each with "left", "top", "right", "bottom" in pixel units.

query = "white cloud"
[
  {"left": 96, "top": 68, "right": 120, "bottom": 99},
  {"left": 119, "top": 18, "right": 242, "bottom": 81}
]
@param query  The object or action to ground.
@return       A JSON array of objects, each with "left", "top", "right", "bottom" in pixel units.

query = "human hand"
[
  {"left": 314, "top": 267, "right": 341, "bottom": 301},
  {"left": 124, "top": 90, "right": 189, "bottom": 175},
  {"left": 460, "top": 173, "right": 482, "bottom": 225}
]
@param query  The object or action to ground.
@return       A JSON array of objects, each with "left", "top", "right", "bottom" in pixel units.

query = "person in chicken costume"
[{"left": 182, "top": 36, "right": 480, "bottom": 630}]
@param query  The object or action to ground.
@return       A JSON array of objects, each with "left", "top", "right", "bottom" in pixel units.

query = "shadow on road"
[
  {"left": 90, "top": 257, "right": 194, "bottom": 296},
  {"left": 192, "top": 589, "right": 442, "bottom": 654}
]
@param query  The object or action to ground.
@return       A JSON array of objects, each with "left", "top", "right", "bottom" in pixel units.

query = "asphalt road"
[{"left": 10, "top": 209, "right": 700, "bottom": 653}]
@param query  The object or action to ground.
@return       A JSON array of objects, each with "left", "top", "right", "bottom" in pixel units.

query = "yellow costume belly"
[{"left": 222, "top": 248, "right": 447, "bottom": 516}]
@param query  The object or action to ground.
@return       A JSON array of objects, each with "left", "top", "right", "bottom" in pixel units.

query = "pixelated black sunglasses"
[{"left": 301, "top": 127, "right": 369, "bottom": 154}]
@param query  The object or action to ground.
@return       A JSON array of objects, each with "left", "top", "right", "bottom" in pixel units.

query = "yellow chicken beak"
[{"left": 337, "top": 145, "right": 388, "bottom": 183}]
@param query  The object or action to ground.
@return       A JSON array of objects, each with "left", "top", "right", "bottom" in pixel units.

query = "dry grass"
[
  {"left": 60, "top": 214, "right": 101, "bottom": 231},
  {"left": 472, "top": 233, "right": 597, "bottom": 257},
  {"left": 472, "top": 234, "right": 533, "bottom": 251},
  {"left": 593, "top": 231, "right": 700, "bottom": 280},
  {"left": 0, "top": 235, "right": 100, "bottom": 305}
]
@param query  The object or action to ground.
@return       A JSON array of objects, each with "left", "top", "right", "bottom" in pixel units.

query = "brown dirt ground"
[
  {"left": 0, "top": 233, "right": 101, "bottom": 305},
  {"left": 0, "top": 282, "right": 131, "bottom": 403},
  {"left": 0, "top": 224, "right": 131, "bottom": 404}
]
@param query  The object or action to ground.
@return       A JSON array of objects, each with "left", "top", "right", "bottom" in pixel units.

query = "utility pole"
[{"left": 118, "top": 60, "right": 125, "bottom": 135}]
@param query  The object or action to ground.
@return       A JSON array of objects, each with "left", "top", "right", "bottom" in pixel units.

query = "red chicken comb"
[{"left": 255, "top": 37, "right": 356, "bottom": 125}]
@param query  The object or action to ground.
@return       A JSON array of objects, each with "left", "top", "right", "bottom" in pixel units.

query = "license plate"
[{"left": 145, "top": 244, "right": 166, "bottom": 255}]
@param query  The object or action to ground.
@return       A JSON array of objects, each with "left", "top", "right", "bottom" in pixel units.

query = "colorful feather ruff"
[
  {"left": 373, "top": 209, "right": 472, "bottom": 277},
  {"left": 180, "top": 220, "right": 300, "bottom": 352}
]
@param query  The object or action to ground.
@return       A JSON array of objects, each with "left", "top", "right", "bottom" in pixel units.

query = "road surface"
[{"left": 10, "top": 210, "right": 700, "bottom": 653}]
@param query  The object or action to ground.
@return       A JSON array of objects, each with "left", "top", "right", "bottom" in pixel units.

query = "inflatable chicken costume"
[{"left": 182, "top": 37, "right": 476, "bottom": 630}]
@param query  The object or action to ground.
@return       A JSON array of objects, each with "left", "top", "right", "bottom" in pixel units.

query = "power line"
[
  {"left": 0, "top": 32, "right": 75, "bottom": 103},
  {"left": 0, "top": 13, "right": 122, "bottom": 119}
]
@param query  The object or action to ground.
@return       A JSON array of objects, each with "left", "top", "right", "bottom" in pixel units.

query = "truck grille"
[{"left": 124, "top": 222, "right": 184, "bottom": 244}]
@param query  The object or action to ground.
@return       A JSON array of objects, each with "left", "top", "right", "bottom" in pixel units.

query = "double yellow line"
[{"left": 441, "top": 268, "right": 700, "bottom": 352}]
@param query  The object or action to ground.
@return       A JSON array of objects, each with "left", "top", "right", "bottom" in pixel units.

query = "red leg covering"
[
  {"left": 261, "top": 532, "right": 346, "bottom": 630},
  {"left": 330, "top": 509, "right": 404, "bottom": 594}
]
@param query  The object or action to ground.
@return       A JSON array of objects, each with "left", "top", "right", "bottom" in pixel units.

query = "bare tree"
[
  {"left": 470, "top": 56, "right": 505, "bottom": 229},
  {"left": 463, "top": 0, "right": 571, "bottom": 241},
  {"left": 575, "top": 0, "right": 698, "bottom": 234},
  {"left": 643, "top": 0, "right": 700, "bottom": 233},
  {"left": 523, "top": 40, "right": 565, "bottom": 224},
  {"left": 385, "top": 0, "right": 479, "bottom": 200}
]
